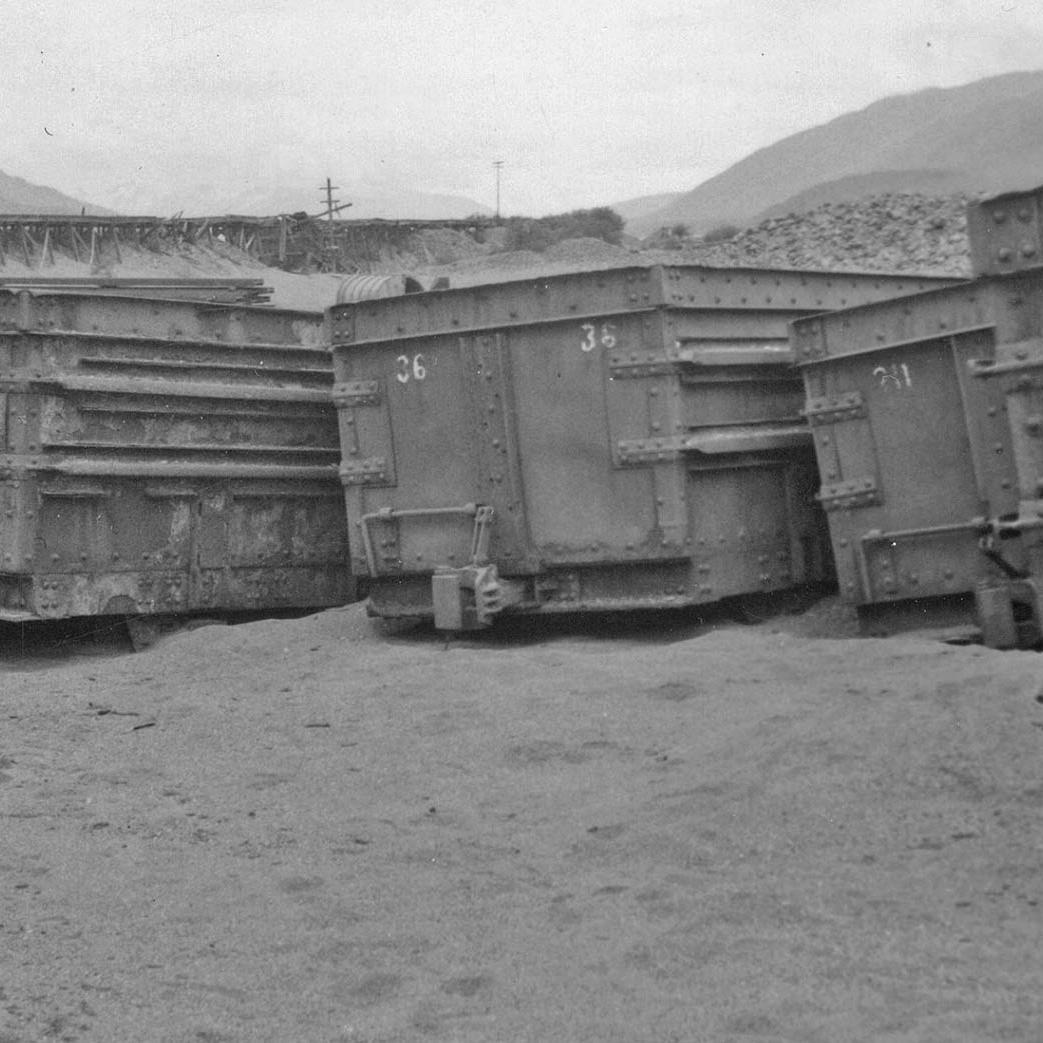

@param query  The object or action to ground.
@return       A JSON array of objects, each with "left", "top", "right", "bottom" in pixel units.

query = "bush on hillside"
[
  {"left": 502, "top": 207, "right": 624, "bottom": 252},
  {"left": 703, "top": 222, "right": 741, "bottom": 243}
]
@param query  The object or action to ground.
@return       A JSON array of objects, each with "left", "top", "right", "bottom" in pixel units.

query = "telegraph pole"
[
  {"left": 318, "top": 177, "right": 340, "bottom": 271},
  {"left": 493, "top": 160, "right": 503, "bottom": 219}
]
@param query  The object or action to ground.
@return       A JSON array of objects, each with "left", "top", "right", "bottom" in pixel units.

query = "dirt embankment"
[{"left": 0, "top": 192, "right": 977, "bottom": 311}]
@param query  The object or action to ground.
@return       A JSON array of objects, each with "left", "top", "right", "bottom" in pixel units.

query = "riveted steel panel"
[
  {"left": 794, "top": 275, "right": 1043, "bottom": 636},
  {"left": 332, "top": 263, "right": 951, "bottom": 625},
  {"left": 0, "top": 288, "right": 327, "bottom": 346},
  {"left": 0, "top": 291, "right": 351, "bottom": 622},
  {"left": 967, "top": 185, "right": 1043, "bottom": 277},
  {"left": 329, "top": 265, "right": 952, "bottom": 348},
  {"left": 791, "top": 274, "right": 1037, "bottom": 364}
]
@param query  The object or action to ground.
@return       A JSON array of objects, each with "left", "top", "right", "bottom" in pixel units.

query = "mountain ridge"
[
  {"left": 628, "top": 69, "right": 1043, "bottom": 236},
  {"left": 0, "top": 169, "right": 112, "bottom": 215}
]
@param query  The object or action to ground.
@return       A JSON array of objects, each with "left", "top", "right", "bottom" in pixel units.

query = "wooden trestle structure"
[{"left": 0, "top": 213, "right": 495, "bottom": 273}]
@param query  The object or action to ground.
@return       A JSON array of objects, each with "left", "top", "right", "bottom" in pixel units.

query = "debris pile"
[{"left": 649, "top": 193, "right": 975, "bottom": 277}]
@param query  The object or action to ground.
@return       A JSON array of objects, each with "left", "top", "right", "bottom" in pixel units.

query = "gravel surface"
[
  {"left": 645, "top": 193, "right": 975, "bottom": 277},
  {"left": 2, "top": 603, "right": 1042, "bottom": 1041}
]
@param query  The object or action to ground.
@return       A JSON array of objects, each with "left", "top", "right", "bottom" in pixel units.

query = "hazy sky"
[{"left": 6, "top": 0, "right": 1043, "bottom": 214}]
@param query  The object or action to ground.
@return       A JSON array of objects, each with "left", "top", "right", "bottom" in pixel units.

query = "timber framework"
[{"left": 0, "top": 213, "right": 497, "bottom": 273}]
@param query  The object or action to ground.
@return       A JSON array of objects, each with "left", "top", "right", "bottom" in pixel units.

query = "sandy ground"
[{"left": 2, "top": 597, "right": 1042, "bottom": 1043}]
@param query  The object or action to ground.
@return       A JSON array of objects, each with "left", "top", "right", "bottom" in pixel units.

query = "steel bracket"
[
  {"left": 804, "top": 391, "right": 866, "bottom": 426},
  {"left": 608, "top": 357, "right": 680, "bottom": 378},
  {"left": 616, "top": 438, "right": 684, "bottom": 465},
  {"left": 818, "top": 477, "right": 880, "bottom": 511},
  {"left": 339, "top": 457, "right": 389, "bottom": 485},
  {"left": 332, "top": 379, "right": 382, "bottom": 407}
]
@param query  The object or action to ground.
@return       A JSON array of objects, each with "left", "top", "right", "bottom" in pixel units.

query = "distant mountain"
[
  {"left": 0, "top": 169, "right": 111, "bottom": 215},
  {"left": 610, "top": 191, "right": 685, "bottom": 224},
  {"left": 629, "top": 69, "right": 1043, "bottom": 236},
  {"left": 101, "top": 178, "right": 491, "bottom": 221}
]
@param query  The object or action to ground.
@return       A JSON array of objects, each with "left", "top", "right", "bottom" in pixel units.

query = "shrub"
[
  {"left": 703, "top": 222, "right": 741, "bottom": 243},
  {"left": 501, "top": 207, "right": 625, "bottom": 252}
]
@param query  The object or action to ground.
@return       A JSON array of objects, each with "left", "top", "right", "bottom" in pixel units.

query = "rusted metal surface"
[
  {"left": 967, "top": 184, "right": 1043, "bottom": 277},
  {"left": 794, "top": 268, "right": 1043, "bottom": 646},
  {"left": 330, "top": 263, "right": 954, "bottom": 628},
  {"left": 0, "top": 277, "right": 273, "bottom": 305},
  {"left": 0, "top": 290, "right": 350, "bottom": 622}
]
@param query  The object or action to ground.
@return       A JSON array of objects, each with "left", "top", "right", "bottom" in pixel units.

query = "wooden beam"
[
  {"left": 39, "top": 225, "right": 53, "bottom": 268},
  {"left": 69, "top": 224, "right": 88, "bottom": 262}
]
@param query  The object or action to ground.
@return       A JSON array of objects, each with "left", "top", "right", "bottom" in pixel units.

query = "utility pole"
[
  {"left": 318, "top": 177, "right": 340, "bottom": 271},
  {"left": 493, "top": 160, "right": 503, "bottom": 219}
]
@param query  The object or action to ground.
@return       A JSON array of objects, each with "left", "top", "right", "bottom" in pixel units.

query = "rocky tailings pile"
[
  {"left": 645, "top": 193, "right": 976, "bottom": 277},
  {"left": 420, "top": 193, "right": 977, "bottom": 286}
]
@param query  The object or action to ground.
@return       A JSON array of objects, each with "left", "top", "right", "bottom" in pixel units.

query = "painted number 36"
[
  {"left": 580, "top": 323, "right": 617, "bottom": 352},
  {"left": 395, "top": 353, "right": 427, "bottom": 383}
]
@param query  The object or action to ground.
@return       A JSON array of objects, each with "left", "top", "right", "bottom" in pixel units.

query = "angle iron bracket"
[
  {"left": 608, "top": 357, "right": 681, "bottom": 379},
  {"left": 332, "top": 379, "right": 382, "bottom": 408},
  {"left": 817, "top": 476, "right": 880, "bottom": 512},
  {"left": 339, "top": 457, "right": 389, "bottom": 486},
  {"left": 616, "top": 437, "right": 684, "bottom": 466},
  {"left": 803, "top": 391, "right": 866, "bottom": 425}
]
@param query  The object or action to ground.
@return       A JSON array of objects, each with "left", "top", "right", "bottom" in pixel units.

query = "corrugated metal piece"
[
  {"left": 0, "top": 290, "right": 351, "bottom": 622},
  {"left": 330, "top": 263, "right": 954, "bottom": 627},
  {"left": 335, "top": 273, "right": 426, "bottom": 305}
]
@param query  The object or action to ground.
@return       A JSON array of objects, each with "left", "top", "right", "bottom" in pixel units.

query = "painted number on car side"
[
  {"left": 395, "top": 354, "right": 427, "bottom": 383},
  {"left": 873, "top": 362, "right": 912, "bottom": 389},
  {"left": 580, "top": 323, "right": 617, "bottom": 352}
]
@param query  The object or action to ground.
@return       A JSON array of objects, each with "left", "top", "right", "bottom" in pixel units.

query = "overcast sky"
[{"left": 6, "top": 0, "right": 1043, "bottom": 214}]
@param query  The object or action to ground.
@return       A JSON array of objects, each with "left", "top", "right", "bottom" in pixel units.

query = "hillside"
[
  {"left": 0, "top": 168, "right": 111, "bottom": 215},
  {"left": 630, "top": 69, "right": 1043, "bottom": 236},
  {"left": 610, "top": 190, "right": 685, "bottom": 224},
  {"left": 99, "top": 178, "right": 491, "bottom": 222}
]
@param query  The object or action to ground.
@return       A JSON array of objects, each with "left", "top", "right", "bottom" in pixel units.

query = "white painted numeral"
[
  {"left": 395, "top": 353, "right": 428, "bottom": 383},
  {"left": 873, "top": 362, "right": 912, "bottom": 389},
  {"left": 580, "top": 322, "right": 618, "bottom": 352}
]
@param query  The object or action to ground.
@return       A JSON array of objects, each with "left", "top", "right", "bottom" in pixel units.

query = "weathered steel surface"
[
  {"left": 967, "top": 184, "right": 1043, "bottom": 278},
  {"left": 0, "top": 290, "right": 350, "bottom": 622},
  {"left": 330, "top": 264, "right": 953, "bottom": 626},
  {"left": 0, "top": 277, "right": 273, "bottom": 305},
  {"left": 794, "top": 269, "right": 1043, "bottom": 645}
]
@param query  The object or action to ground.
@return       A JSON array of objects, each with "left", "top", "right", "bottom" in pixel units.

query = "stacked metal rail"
[
  {"left": 792, "top": 183, "right": 1043, "bottom": 647},
  {"left": 0, "top": 290, "right": 350, "bottom": 622},
  {"left": 0, "top": 277, "right": 273, "bottom": 305},
  {"left": 328, "top": 264, "right": 951, "bottom": 629}
]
